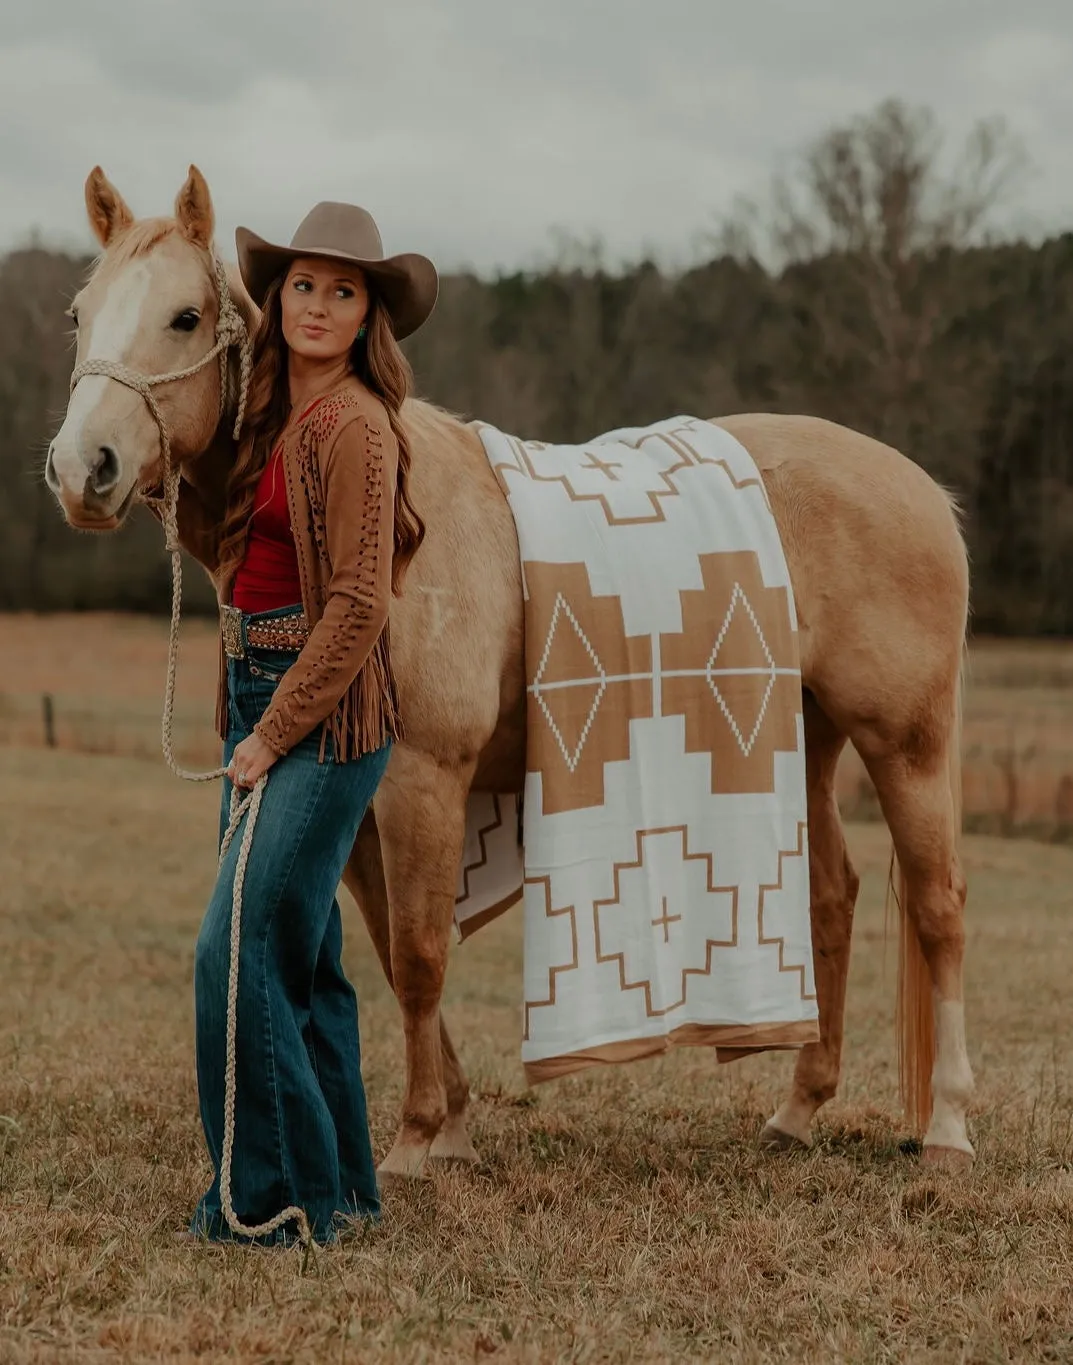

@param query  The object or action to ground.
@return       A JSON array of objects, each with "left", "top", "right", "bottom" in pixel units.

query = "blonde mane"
[{"left": 89, "top": 217, "right": 190, "bottom": 282}]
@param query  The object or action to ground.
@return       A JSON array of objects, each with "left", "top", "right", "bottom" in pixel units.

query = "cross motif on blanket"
[
  {"left": 581, "top": 451, "right": 621, "bottom": 481},
  {"left": 651, "top": 896, "right": 682, "bottom": 943}
]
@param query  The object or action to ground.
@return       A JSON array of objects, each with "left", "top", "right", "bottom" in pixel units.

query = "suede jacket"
[{"left": 166, "top": 376, "right": 403, "bottom": 762}]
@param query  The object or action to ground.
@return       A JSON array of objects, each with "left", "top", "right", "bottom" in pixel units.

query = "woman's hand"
[{"left": 228, "top": 733, "right": 280, "bottom": 790}]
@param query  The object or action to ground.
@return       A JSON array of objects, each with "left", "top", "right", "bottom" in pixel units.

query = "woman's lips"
[{"left": 300, "top": 324, "right": 328, "bottom": 337}]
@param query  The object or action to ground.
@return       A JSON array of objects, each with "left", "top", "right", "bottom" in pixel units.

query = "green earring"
[{"left": 357, "top": 323, "right": 367, "bottom": 340}]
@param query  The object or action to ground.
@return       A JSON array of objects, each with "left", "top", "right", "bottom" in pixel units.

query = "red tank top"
[{"left": 231, "top": 397, "right": 323, "bottom": 614}]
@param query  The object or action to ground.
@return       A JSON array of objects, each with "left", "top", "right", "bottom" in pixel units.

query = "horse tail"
[
  {"left": 891, "top": 855, "right": 934, "bottom": 1135},
  {"left": 889, "top": 643, "right": 965, "bottom": 1135}
]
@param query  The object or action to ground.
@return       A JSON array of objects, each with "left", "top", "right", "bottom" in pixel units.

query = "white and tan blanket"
[{"left": 454, "top": 416, "right": 818, "bottom": 1083}]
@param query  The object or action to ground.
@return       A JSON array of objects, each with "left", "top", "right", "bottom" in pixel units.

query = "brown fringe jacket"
[{"left": 164, "top": 378, "right": 403, "bottom": 763}]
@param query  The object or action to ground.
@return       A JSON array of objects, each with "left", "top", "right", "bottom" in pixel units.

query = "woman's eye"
[
  {"left": 171, "top": 310, "right": 200, "bottom": 332},
  {"left": 294, "top": 279, "right": 311, "bottom": 293},
  {"left": 336, "top": 287, "right": 354, "bottom": 300}
]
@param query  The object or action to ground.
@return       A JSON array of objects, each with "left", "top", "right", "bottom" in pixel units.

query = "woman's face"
[{"left": 280, "top": 256, "right": 369, "bottom": 364}]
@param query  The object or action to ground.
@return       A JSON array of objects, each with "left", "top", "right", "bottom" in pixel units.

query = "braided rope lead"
[{"left": 69, "top": 258, "right": 314, "bottom": 1249}]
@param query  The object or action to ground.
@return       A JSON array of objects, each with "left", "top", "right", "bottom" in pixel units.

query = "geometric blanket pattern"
[{"left": 455, "top": 416, "right": 818, "bottom": 1083}]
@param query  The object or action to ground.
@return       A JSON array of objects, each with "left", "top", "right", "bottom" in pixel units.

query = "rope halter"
[{"left": 68, "top": 254, "right": 252, "bottom": 553}]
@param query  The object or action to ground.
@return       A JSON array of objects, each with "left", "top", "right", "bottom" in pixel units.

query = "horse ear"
[
  {"left": 175, "top": 165, "right": 215, "bottom": 249},
  {"left": 85, "top": 167, "right": 134, "bottom": 247}
]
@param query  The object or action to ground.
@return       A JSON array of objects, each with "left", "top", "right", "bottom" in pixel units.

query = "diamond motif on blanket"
[
  {"left": 706, "top": 583, "right": 777, "bottom": 756},
  {"left": 532, "top": 593, "right": 607, "bottom": 771},
  {"left": 524, "top": 562, "right": 652, "bottom": 816},
  {"left": 660, "top": 550, "right": 802, "bottom": 796}
]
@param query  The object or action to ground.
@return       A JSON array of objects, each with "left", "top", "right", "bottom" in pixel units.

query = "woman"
[{"left": 187, "top": 202, "right": 436, "bottom": 1244}]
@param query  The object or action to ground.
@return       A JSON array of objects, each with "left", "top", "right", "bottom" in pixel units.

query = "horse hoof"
[
  {"left": 760, "top": 1120, "right": 811, "bottom": 1153},
  {"left": 428, "top": 1124, "right": 480, "bottom": 1165},
  {"left": 427, "top": 1151, "right": 479, "bottom": 1167},
  {"left": 377, "top": 1163, "right": 430, "bottom": 1186},
  {"left": 377, "top": 1143, "right": 432, "bottom": 1183},
  {"left": 920, "top": 1144, "right": 975, "bottom": 1173}
]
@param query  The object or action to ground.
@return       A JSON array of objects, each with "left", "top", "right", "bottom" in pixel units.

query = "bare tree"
[
  {"left": 720, "top": 100, "right": 1028, "bottom": 451},
  {"left": 771, "top": 100, "right": 1024, "bottom": 260}
]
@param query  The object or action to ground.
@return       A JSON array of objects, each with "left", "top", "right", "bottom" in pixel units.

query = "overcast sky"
[{"left": 3, "top": 1, "right": 1070, "bottom": 273}]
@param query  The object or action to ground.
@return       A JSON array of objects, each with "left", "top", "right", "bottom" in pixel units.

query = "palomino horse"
[{"left": 46, "top": 167, "right": 975, "bottom": 1178}]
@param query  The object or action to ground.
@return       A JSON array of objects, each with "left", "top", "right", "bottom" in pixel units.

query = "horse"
[{"left": 45, "top": 165, "right": 975, "bottom": 1179}]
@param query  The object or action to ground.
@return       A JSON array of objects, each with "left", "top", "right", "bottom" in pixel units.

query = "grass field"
[{"left": 1, "top": 617, "right": 1072, "bottom": 1361}]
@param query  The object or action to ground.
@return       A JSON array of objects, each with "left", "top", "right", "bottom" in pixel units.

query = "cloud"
[{"left": 2, "top": 0, "right": 1070, "bottom": 272}]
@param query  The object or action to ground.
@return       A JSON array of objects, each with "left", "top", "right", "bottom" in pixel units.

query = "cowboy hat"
[{"left": 235, "top": 201, "right": 438, "bottom": 340}]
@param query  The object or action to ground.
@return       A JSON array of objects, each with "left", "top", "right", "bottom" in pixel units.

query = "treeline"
[{"left": 2, "top": 101, "right": 1072, "bottom": 632}]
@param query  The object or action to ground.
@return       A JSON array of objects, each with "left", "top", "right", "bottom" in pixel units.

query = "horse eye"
[
  {"left": 67, "top": 307, "right": 79, "bottom": 326},
  {"left": 171, "top": 310, "right": 200, "bottom": 332}
]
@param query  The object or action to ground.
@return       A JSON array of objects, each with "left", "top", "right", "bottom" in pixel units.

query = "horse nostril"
[
  {"left": 89, "top": 444, "right": 120, "bottom": 495},
  {"left": 45, "top": 444, "right": 61, "bottom": 493}
]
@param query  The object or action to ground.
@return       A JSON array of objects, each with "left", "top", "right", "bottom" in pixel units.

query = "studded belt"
[{"left": 220, "top": 604, "right": 310, "bottom": 660}]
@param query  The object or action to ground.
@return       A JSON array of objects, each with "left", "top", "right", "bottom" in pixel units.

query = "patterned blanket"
[{"left": 454, "top": 416, "right": 818, "bottom": 1083}]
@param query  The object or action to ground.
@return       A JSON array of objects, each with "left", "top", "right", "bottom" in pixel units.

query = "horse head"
[{"left": 46, "top": 165, "right": 253, "bottom": 530}]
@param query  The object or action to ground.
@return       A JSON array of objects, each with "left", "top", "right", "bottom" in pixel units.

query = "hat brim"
[{"left": 235, "top": 226, "right": 438, "bottom": 341}]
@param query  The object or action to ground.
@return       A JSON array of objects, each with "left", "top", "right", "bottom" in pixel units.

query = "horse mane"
[
  {"left": 402, "top": 395, "right": 471, "bottom": 446},
  {"left": 88, "top": 217, "right": 182, "bottom": 282}
]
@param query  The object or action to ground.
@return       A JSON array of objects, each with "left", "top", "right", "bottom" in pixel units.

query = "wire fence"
[{"left": 0, "top": 691, "right": 220, "bottom": 768}]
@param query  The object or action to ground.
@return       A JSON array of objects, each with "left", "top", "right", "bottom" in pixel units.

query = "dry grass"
[{"left": 1, "top": 743, "right": 1072, "bottom": 1363}]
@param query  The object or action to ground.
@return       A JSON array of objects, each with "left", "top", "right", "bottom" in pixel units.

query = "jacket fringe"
[{"left": 319, "top": 626, "right": 404, "bottom": 763}]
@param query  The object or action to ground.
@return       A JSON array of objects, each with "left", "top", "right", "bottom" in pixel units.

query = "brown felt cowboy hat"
[{"left": 235, "top": 201, "right": 438, "bottom": 340}]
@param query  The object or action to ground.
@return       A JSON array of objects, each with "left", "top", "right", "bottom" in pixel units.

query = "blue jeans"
[{"left": 191, "top": 606, "right": 390, "bottom": 1245}]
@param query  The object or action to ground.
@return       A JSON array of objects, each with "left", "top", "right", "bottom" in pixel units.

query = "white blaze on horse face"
[{"left": 48, "top": 259, "right": 154, "bottom": 515}]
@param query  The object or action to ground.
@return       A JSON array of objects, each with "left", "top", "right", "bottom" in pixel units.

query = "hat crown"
[{"left": 289, "top": 202, "right": 385, "bottom": 263}]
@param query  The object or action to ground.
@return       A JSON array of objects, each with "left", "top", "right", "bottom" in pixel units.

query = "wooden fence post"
[{"left": 42, "top": 693, "right": 55, "bottom": 748}]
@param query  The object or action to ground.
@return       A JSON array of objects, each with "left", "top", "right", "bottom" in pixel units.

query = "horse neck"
[
  {"left": 401, "top": 398, "right": 515, "bottom": 575},
  {"left": 403, "top": 399, "right": 496, "bottom": 504},
  {"left": 180, "top": 419, "right": 235, "bottom": 522}
]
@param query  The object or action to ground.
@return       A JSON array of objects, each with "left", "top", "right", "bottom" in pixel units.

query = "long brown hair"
[{"left": 216, "top": 274, "right": 426, "bottom": 591}]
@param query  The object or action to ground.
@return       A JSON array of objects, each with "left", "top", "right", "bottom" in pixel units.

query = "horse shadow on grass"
[{"left": 464, "top": 1088, "right": 926, "bottom": 1193}]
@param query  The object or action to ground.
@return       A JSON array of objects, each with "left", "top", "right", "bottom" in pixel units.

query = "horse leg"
[
  {"left": 762, "top": 694, "right": 859, "bottom": 1148},
  {"left": 430, "top": 1017, "right": 480, "bottom": 1164},
  {"left": 341, "top": 807, "right": 478, "bottom": 1169},
  {"left": 860, "top": 715, "right": 974, "bottom": 1167},
  {"left": 374, "top": 746, "right": 474, "bottom": 1179}
]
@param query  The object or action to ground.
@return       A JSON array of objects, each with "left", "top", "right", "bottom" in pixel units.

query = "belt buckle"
[{"left": 220, "top": 604, "right": 245, "bottom": 660}]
